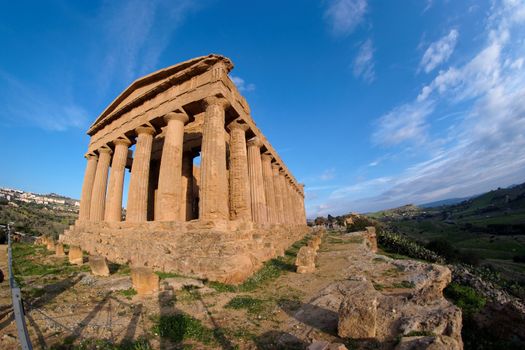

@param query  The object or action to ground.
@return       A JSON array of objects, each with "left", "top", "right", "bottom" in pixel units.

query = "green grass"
[
  {"left": 392, "top": 280, "right": 415, "bottom": 289},
  {"left": 12, "top": 242, "right": 88, "bottom": 279},
  {"left": 444, "top": 282, "right": 486, "bottom": 317},
  {"left": 53, "top": 337, "right": 152, "bottom": 350},
  {"left": 155, "top": 271, "right": 186, "bottom": 279},
  {"left": 152, "top": 313, "right": 216, "bottom": 345},
  {"left": 209, "top": 235, "right": 310, "bottom": 293},
  {"left": 225, "top": 295, "right": 266, "bottom": 314},
  {"left": 119, "top": 288, "right": 138, "bottom": 299}
]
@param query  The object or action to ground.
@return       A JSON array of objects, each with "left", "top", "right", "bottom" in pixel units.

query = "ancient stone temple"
[{"left": 60, "top": 54, "right": 308, "bottom": 283}]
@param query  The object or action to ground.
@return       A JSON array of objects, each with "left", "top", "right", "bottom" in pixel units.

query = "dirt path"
[{"left": 0, "top": 232, "right": 435, "bottom": 349}]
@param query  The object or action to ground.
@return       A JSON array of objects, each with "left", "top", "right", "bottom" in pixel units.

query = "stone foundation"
[{"left": 60, "top": 220, "right": 309, "bottom": 284}]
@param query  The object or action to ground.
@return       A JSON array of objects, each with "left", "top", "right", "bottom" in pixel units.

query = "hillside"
[
  {"left": 0, "top": 200, "right": 77, "bottom": 240},
  {"left": 372, "top": 182, "right": 525, "bottom": 284}
]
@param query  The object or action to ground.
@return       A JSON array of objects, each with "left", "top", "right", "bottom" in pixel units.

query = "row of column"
[
  {"left": 78, "top": 96, "right": 306, "bottom": 225},
  {"left": 228, "top": 121, "right": 306, "bottom": 225}
]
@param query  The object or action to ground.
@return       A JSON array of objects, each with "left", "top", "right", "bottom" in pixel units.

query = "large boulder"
[
  {"left": 295, "top": 246, "right": 316, "bottom": 273},
  {"left": 338, "top": 280, "right": 379, "bottom": 339}
]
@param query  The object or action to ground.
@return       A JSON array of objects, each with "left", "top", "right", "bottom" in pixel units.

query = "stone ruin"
[{"left": 60, "top": 54, "right": 309, "bottom": 284}]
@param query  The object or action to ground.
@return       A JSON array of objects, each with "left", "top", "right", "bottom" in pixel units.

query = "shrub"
[
  {"left": 377, "top": 230, "right": 445, "bottom": 264},
  {"left": 444, "top": 282, "right": 486, "bottom": 317}
]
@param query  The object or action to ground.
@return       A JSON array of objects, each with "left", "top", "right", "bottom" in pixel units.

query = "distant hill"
[{"left": 420, "top": 196, "right": 473, "bottom": 208}]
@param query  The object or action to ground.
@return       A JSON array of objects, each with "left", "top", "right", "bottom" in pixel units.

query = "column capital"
[
  {"left": 113, "top": 138, "right": 132, "bottom": 147},
  {"left": 247, "top": 137, "right": 263, "bottom": 148},
  {"left": 202, "top": 95, "right": 230, "bottom": 110},
  {"left": 98, "top": 147, "right": 112, "bottom": 155},
  {"left": 271, "top": 162, "right": 281, "bottom": 171},
  {"left": 135, "top": 125, "right": 156, "bottom": 136},
  {"left": 85, "top": 153, "right": 98, "bottom": 160},
  {"left": 227, "top": 119, "right": 250, "bottom": 132},
  {"left": 261, "top": 152, "right": 273, "bottom": 162},
  {"left": 164, "top": 111, "right": 189, "bottom": 124}
]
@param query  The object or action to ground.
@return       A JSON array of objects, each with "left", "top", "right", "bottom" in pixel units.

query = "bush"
[
  {"left": 377, "top": 230, "right": 445, "bottom": 264},
  {"left": 346, "top": 216, "right": 377, "bottom": 233},
  {"left": 444, "top": 282, "right": 486, "bottom": 317}
]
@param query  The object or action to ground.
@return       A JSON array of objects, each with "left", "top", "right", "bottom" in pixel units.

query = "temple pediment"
[{"left": 88, "top": 54, "right": 233, "bottom": 135}]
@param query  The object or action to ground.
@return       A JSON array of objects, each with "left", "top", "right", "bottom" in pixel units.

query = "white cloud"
[
  {"left": 419, "top": 29, "right": 459, "bottom": 73},
  {"left": 372, "top": 100, "right": 434, "bottom": 146},
  {"left": 94, "top": 0, "right": 198, "bottom": 94},
  {"left": 309, "top": 0, "right": 525, "bottom": 217},
  {"left": 320, "top": 168, "right": 336, "bottom": 181},
  {"left": 324, "top": 0, "right": 367, "bottom": 36},
  {"left": 230, "top": 76, "right": 256, "bottom": 92},
  {"left": 0, "top": 71, "right": 88, "bottom": 131},
  {"left": 353, "top": 39, "right": 376, "bottom": 83}
]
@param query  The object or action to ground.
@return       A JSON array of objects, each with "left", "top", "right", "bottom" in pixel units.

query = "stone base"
[
  {"left": 89, "top": 255, "right": 110, "bottom": 276},
  {"left": 68, "top": 246, "right": 83, "bottom": 265},
  {"left": 131, "top": 267, "right": 159, "bottom": 295},
  {"left": 55, "top": 243, "right": 65, "bottom": 257},
  {"left": 60, "top": 220, "right": 309, "bottom": 284},
  {"left": 297, "top": 265, "right": 316, "bottom": 274}
]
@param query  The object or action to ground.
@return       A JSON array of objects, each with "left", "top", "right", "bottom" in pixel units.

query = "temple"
[{"left": 60, "top": 54, "right": 308, "bottom": 283}]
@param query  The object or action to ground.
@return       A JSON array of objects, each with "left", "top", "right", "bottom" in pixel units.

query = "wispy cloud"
[
  {"left": 0, "top": 71, "right": 88, "bottom": 131},
  {"left": 320, "top": 168, "right": 336, "bottom": 181},
  {"left": 419, "top": 29, "right": 459, "bottom": 73},
  {"left": 93, "top": 0, "right": 199, "bottom": 95},
  {"left": 353, "top": 38, "right": 376, "bottom": 83},
  {"left": 324, "top": 0, "right": 368, "bottom": 36},
  {"left": 230, "top": 76, "right": 256, "bottom": 92},
  {"left": 310, "top": 0, "right": 525, "bottom": 217}
]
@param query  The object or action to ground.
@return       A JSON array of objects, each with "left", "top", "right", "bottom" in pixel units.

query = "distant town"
[{"left": 0, "top": 187, "right": 79, "bottom": 212}]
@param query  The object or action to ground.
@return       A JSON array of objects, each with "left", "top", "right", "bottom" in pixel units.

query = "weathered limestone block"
[
  {"left": 68, "top": 245, "right": 83, "bottom": 265},
  {"left": 161, "top": 277, "right": 204, "bottom": 291},
  {"left": 307, "top": 341, "right": 348, "bottom": 350},
  {"left": 365, "top": 226, "right": 378, "bottom": 253},
  {"left": 394, "top": 261, "right": 452, "bottom": 304},
  {"left": 338, "top": 280, "right": 379, "bottom": 339},
  {"left": 46, "top": 240, "right": 56, "bottom": 251},
  {"left": 55, "top": 243, "right": 65, "bottom": 257},
  {"left": 295, "top": 246, "right": 316, "bottom": 273},
  {"left": 395, "top": 335, "right": 461, "bottom": 350},
  {"left": 131, "top": 267, "right": 159, "bottom": 295},
  {"left": 308, "top": 235, "right": 322, "bottom": 251},
  {"left": 89, "top": 255, "right": 110, "bottom": 276}
]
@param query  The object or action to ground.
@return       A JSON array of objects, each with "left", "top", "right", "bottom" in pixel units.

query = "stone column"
[
  {"left": 261, "top": 153, "right": 277, "bottom": 224},
  {"left": 78, "top": 154, "right": 98, "bottom": 221},
  {"left": 89, "top": 148, "right": 112, "bottom": 222},
  {"left": 181, "top": 151, "right": 195, "bottom": 221},
  {"left": 272, "top": 163, "right": 285, "bottom": 224},
  {"left": 247, "top": 137, "right": 267, "bottom": 223},
  {"left": 279, "top": 170, "right": 292, "bottom": 224},
  {"left": 199, "top": 96, "right": 229, "bottom": 220},
  {"left": 299, "top": 183, "right": 306, "bottom": 225},
  {"left": 228, "top": 121, "right": 251, "bottom": 221},
  {"left": 156, "top": 111, "right": 189, "bottom": 221},
  {"left": 105, "top": 139, "right": 131, "bottom": 222},
  {"left": 126, "top": 126, "right": 155, "bottom": 222}
]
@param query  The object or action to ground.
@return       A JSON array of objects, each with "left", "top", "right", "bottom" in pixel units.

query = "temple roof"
[{"left": 88, "top": 54, "right": 233, "bottom": 135}]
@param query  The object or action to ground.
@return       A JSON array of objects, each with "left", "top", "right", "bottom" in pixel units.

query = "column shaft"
[
  {"left": 79, "top": 154, "right": 98, "bottom": 221},
  {"left": 126, "top": 126, "right": 155, "bottom": 222},
  {"left": 272, "top": 164, "right": 285, "bottom": 224},
  {"left": 89, "top": 148, "right": 112, "bottom": 222},
  {"left": 181, "top": 151, "right": 194, "bottom": 221},
  {"left": 279, "top": 171, "right": 292, "bottom": 224},
  {"left": 105, "top": 139, "right": 130, "bottom": 222},
  {"left": 199, "top": 96, "right": 229, "bottom": 220},
  {"left": 261, "top": 154, "right": 277, "bottom": 224},
  {"left": 228, "top": 122, "right": 251, "bottom": 221},
  {"left": 247, "top": 138, "right": 267, "bottom": 223},
  {"left": 156, "top": 112, "right": 189, "bottom": 221}
]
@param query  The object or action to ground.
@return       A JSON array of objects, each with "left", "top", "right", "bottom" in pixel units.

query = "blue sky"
[{"left": 1, "top": 0, "right": 524, "bottom": 218}]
